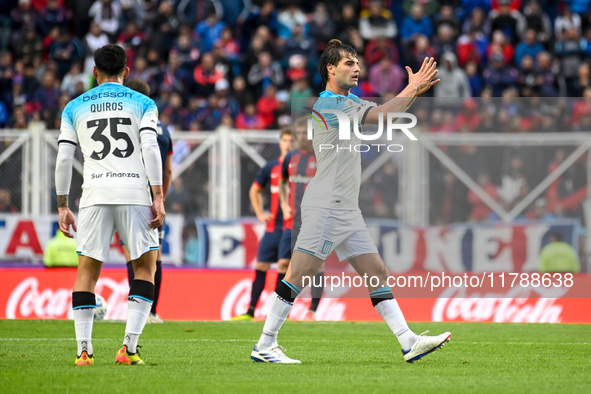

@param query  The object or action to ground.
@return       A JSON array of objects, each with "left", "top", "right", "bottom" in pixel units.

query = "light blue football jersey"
[{"left": 58, "top": 82, "right": 159, "bottom": 207}]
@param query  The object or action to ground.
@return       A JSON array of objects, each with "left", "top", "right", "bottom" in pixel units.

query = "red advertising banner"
[{"left": 1, "top": 268, "right": 590, "bottom": 323}]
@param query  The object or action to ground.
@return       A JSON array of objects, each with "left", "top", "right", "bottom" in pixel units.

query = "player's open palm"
[
  {"left": 406, "top": 57, "right": 439, "bottom": 95},
  {"left": 58, "top": 208, "right": 77, "bottom": 238},
  {"left": 150, "top": 199, "right": 166, "bottom": 229}
]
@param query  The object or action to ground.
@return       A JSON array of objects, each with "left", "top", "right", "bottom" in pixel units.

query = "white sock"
[
  {"left": 124, "top": 297, "right": 152, "bottom": 353},
  {"left": 375, "top": 299, "right": 418, "bottom": 350},
  {"left": 73, "top": 308, "right": 95, "bottom": 356},
  {"left": 256, "top": 293, "right": 293, "bottom": 350}
]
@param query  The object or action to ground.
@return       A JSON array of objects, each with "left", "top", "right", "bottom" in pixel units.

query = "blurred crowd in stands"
[
  {"left": 1, "top": 0, "right": 591, "bottom": 228},
  {"left": 1, "top": 0, "right": 591, "bottom": 132}
]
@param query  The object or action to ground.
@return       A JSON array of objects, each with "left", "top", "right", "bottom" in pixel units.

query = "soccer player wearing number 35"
[{"left": 55, "top": 44, "right": 165, "bottom": 366}]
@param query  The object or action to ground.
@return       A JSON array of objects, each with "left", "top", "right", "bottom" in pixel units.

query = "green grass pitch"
[{"left": 0, "top": 320, "right": 590, "bottom": 393}]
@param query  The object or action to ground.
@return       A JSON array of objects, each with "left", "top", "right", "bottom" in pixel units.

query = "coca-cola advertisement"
[{"left": 1, "top": 268, "right": 590, "bottom": 323}]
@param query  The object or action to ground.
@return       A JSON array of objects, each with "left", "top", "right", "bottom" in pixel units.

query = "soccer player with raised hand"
[
  {"left": 251, "top": 39, "right": 450, "bottom": 364},
  {"left": 55, "top": 44, "right": 165, "bottom": 366}
]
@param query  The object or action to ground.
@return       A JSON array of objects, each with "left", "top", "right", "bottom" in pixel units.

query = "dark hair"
[
  {"left": 94, "top": 44, "right": 127, "bottom": 76},
  {"left": 280, "top": 126, "right": 291, "bottom": 139},
  {"left": 125, "top": 79, "right": 150, "bottom": 96},
  {"left": 318, "top": 39, "right": 357, "bottom": 87}
]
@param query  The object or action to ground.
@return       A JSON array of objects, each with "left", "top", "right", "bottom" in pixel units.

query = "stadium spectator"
[
  {"left": 554, "top": 6, "right": 582, "bottom": 39},
  {"left": 68, "top": 0, "right": 93, "bottom": 37},
  {"left": 434, "top": 52, "right": 471, "bottom": 105},
  {"left": 483, "top": 52, "right": 518, "bottom": 97},
  {"left": 364, "top": 37, "right": 400, "bottom": 66},
  {"left": 461, "top": 7, "right": 491, "bottom": 37},
  {"left": 359, "top": 0, "right": 397, "bottom": 41},
  {"left": 193, "top": 52, "right": 224, "bottom": 98},
  {"left": 282, "top": 24, "right": 317, "bottom": 67},
  {"left": 236, "top": 103, "right": 265, "bottom": 130},
  {"left": 49, "top": 28, "right": 83, "bottom": 79},
  {"left": 539, "top": 232, "right": 581, "bottom": 273},
  {"left": 231, "top": 75, "right": 254, "bottom": 111},
  {"left": 369, "top": 55, "right": 404, "bottom": 96},
  {"left": 405, "top": 34, "right": 437, "bottom": 72},
  {"left": 465, "top": 60, "right": 484, "bottom": 97},
  {"left": 14, "top": 25, "right": 42, "bottom": 63},
  {"left": 0, "top": 189, "right": 17, "bottom": 213},
  {"left": 196, "top": 93, "right": 230, "bottom": 131},
  {"left": 10, "top": 0, "right": 39, "bottom": 46},
  {"left": 434, "top": 5, "right": 460, "bottom": 39},
  {"left": 277, "top": 4, "right": 307, "bottom": 39},
  {"left": 468, "top": 173, "right": 497, "bottom": 221},
  {"left": 151, "top": 2, "right": 182, "bottom": 59},
  {"left": 400, "top": 4, "right": 434, "bottom": 42},
  {"left": 256, "top": 84, "right": 279, "bottom": 129},
  {"left": 433, "top": 24, "right": 458, "bottom": 57},
  {"left": 60, "top": 62, "right": 88, "bottom": 96},
  {"left": 195, "top": 8, "right": 225, "bottom": 53},
  {"left": 83, "top": 22, "right": 109, "bottom": 75},
  {"left": 432, "top": 169, "right": 469, "bottom": 224},
  {"left": 487, "top": 30, "right": 514, "bottom": 65},
  {"left": 461, "top": 0, "right": 491, "bottom": 15},
  {"left": 488, "top": 0, "right": 523, "bottom": 44},
  {"left": 247, "top": 51, "right": 284, "bottom": 98},
  {"left": 573, "top": 63, "right": 591, "bottom": 96},
  {"left": 514, "top": 29, "right": 544, "bottom": 66},
  {"left": 535, "top": 51, "right": 559, "bottom": 96},
  {"left": 497, "top": 155, "right": 528, "bottom": 209},
  {"left": 554, "top": 28, "right": 589, "bottom": 96},
  {"left": 519, "top": 0, "right": 551, "bottom": 44},
  {"left": 335, "top": 4, "right": 359, "bottom": 34},
  {"left": 516, "top": 54, "right": 537, "bottom": 95},
  {"left": 308, "top": 3, "right": 335, "bottom": 52},
  {"left": 456, "top": 28, "right": 488, "bottom": 67},
  {"left": 88, "top": 0, "right": 121, "bottom": 42},
  {"left": 241, "top": 0, "right": 280, "bottom": 45},
  {"left": 39, "top": 0, "right": 68, "bottom": 36}
]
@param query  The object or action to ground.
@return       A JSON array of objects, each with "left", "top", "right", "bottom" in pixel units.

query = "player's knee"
[
  {"left": 255, "top": 262, "right": 270, "bottom": 272},
  {"left": 277, "top": 259, "right": 290, "bottom": 272}
]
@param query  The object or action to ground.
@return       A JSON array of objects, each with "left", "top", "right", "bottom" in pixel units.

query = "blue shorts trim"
[{"left": 295, "top": 247, "right": 315, "bottom": 256}]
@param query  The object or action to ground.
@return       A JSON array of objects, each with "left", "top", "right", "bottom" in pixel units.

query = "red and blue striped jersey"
[
  {"left": 282, "top": 149, "right": 317, "bottom": 230},
  {"left": 253, "top": 157, "right": 285, "bottom": 233}
]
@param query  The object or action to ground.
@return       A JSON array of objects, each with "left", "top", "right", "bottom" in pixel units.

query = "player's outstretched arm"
[{"left": 365, "top": 57, "right": 439, "bottom": 124}]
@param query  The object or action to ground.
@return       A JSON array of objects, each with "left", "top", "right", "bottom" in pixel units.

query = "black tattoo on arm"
[{"left": 57, "top": 195, "right": 69, "bottom": 208}]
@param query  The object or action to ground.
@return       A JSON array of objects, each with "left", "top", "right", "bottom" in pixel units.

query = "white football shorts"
[
  {"left": 294, "top": 207, "right": 378, "bottom": 261},
  {"left": 77, "top": 205, "right": 159, "bottom": 261}
]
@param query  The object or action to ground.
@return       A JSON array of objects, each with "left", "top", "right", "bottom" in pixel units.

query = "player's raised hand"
[
  {"left": 406, "top": 57, "right": 439, "bottom": 96},
  {"left": 150, "top": 198, "right": 166, "bottom": 229},
  {"left": 58, "top": 208, "right": 77, "bottom": 238}
]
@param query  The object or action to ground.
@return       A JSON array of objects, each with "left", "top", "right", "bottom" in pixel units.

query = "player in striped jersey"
[
  {"left": 278, "top": 117, "right": 324, "bottom": 321},
  {"left": 55, "top": 44, "right": 164, "bottom": 366},
  {"left": 231, "top": 128, "right": 292, "bottom": 321}
]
